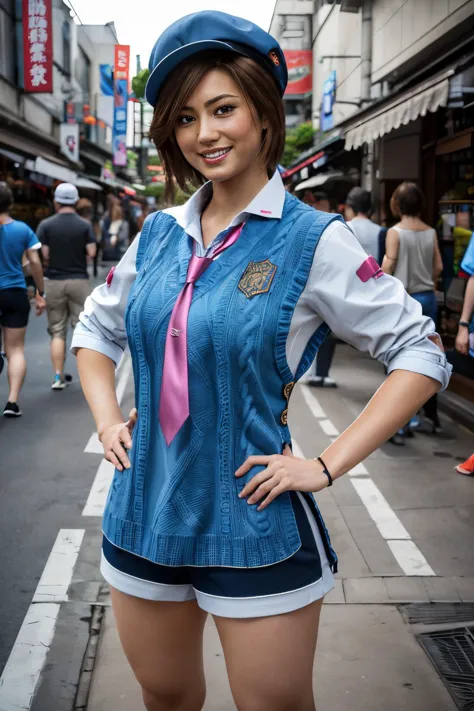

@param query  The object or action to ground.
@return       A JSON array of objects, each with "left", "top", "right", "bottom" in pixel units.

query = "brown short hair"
[
  {"left": 149, "top": 51, "right": 286, "bottom": 200},
  {"left": 76, "top": 198, "right": 93, "bottom": 219},
  {"left": 390, "top": 182, "right": 424, "bottom": 218},
  {"left": 0, "top": 181, "right": 13, "bottom": 213}
]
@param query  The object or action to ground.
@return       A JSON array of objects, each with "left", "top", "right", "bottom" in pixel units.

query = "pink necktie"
[{"left": 159, "top": 223, "right": 245, "bottom": 445}]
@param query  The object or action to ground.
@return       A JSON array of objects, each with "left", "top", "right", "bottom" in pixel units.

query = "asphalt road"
[{"left": 0, "top": 292, "right": 100, "bottom": 674}]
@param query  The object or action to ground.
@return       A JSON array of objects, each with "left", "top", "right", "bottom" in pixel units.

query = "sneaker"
[
  {"left": 408, "top": 415, "right": 420, "bottom": 430},
  {"left": 322, "top": 376, "right": 338, "bottom": 388},
  {"left": 51, "top": 375, "right": 68, "bottom": 390},
  {"left": 64, "top": 373, "right": 73, "bottom": 383},
  {"left": 389, "top": 429, "right": 405, "bottom": 446},
  {"left": 455, "top": 454, "right": 474, "bottom": 476},
  {"left": 3, "top": 401, "right": 21, "bottom": 417},
  {"left": 307, "top": 376, "right": 324, "bottom": 387}
]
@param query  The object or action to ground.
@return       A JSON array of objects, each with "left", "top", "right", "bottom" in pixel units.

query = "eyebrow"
[{"left": 181, "top": 94, "right": 239, "bottom": 111}]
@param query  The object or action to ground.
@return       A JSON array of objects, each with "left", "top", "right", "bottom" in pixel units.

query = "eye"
[
  {"left": 177, "top": 115, "right": 194, "bottom": 126},
  {"left": 215, "top": 104, "right": 235, "bottom": 116}
]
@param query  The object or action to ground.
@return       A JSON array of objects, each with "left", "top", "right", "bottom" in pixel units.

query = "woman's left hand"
[{"left": 235, "top": 445, "right": 330, "bottom": 511}]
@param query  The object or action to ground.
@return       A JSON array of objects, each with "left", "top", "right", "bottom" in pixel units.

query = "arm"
[
  {"left": 72, "top": 236, "right": 141, "bottom": 469},
  {"left": 381, "top": 227, "right": 399, "bottom": 275},
  {"left": 86, "top": 242, "right": 97, "bottom": 259},
  {"left": 25, "top": 227, "right": 46, "bottom": 314},
  {"left": 432, "top": 233, "right": 443, "bottom": 283},
  {"left": 237, "top": 222, "right": 451, "bottom": 507},
  {"left": 455, "top": 275, "right": 474, "bottom": 355},
  {"left": 86, "top": 222, "right": 97, "bottom": 260}
]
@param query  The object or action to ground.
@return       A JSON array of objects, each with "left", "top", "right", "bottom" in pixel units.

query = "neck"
[
  {"left": 353, "top": 214, "right": 370, "bottom": 220},
  {"left": 0, "top": 212, "right": 11, "bottom": 224},
  {"left": 206, "top": 165, "right": 270, "bottom": 223},
  {"left": 58, "top": 207, "right": 75, "bottom": 214}
]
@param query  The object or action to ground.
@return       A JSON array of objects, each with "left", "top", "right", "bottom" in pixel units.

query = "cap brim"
[{"left": 145, "top": 40, "right": 249, "bottom": 107}]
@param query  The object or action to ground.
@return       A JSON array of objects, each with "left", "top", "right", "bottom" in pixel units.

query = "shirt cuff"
[
  {"left": 70, "top": 332, "right": 124, "bottom": 366},
  {"left": 386, "top": 350, "right": 453, "bottom": 391}
]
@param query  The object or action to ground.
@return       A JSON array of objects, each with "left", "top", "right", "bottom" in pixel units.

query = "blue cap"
[{"left": 146, "top": 11, "right": 287, "bottom": 107}]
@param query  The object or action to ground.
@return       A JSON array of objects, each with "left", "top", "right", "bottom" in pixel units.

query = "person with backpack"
[{"left": 0, "top": 182, "right": 46, "bottom": 416}]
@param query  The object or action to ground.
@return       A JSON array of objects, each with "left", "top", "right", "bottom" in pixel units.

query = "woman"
[
  {"left": 0, "top": 182, "right": 46, "bottom": 416},
  {"left": 72, "top": 12, "right": 451, "bottom": 711},
  {"left": 102, "top": 203, "right": 129, "bottom": 262},
  {"left": 382, "top": 182, "right": 444, "bottom": 442}
]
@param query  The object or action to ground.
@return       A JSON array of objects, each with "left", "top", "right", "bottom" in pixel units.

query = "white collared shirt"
[{"left": 72, "top": 172, "right": 451, "bottom": 390}]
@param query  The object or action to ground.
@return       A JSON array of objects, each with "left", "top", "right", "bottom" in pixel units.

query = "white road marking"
[
  {"left": 291, "top": 439, "right": 305, "bottom": 459},
  {"left": 116, "top": 351, "right": 133, "bottom": 406},
  {"left": 318, "top": 419, "right": 340, "bottom": 437},
  {"left": 0, "top": 529, "right": 84, "bottom": 711},
  {"left": 350, "top": 478, "right": 411, "bottom": 540},
  {"left": 387, "top": 540, "right": 435, "bottom": 576},
  {"left": 82, "top": 459, "right": 115, "bottom": 517},
  {"left": 300, "top": 385, "right": 326, "bottom": 419},
  {"left": 84, "top": 432, "right": 102, "bottom": 454},
  {"left": 33, "top": 530, "right": 85, "bottom": 603},
  {"left": 348, "top": 461, "right": 369, "bottom": 476},
  {"left": 301, "top": 392, "right": 437, "bottom": 577}
]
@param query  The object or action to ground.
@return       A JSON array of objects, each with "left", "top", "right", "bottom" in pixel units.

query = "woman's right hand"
[
  {"left": 455, "top": 327, "right": 469, "bottom": 355},
  {"left": 99, "top": 408, "right": 138, "bottom": 471}
]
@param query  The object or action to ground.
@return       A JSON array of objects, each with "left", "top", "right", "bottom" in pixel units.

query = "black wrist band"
[
  {"left": 459, "top": 321, "right": 470, "bottom": 328},
  {"left": 317, "top": 456, "right": 333, "bottom": 487}
]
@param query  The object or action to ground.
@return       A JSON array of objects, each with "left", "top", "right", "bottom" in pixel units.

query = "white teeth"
[{"left": 202, "top": 148, "right": 231, "bottom": 159}]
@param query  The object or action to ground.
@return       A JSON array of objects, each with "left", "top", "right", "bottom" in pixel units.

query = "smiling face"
[{"left": 174, "top": 68, "right": 268, "bottom": 185}]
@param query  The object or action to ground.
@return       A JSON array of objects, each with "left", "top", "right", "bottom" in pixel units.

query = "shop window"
[{"left": 0, "top": 6, "right": 15, "bottom": 84}]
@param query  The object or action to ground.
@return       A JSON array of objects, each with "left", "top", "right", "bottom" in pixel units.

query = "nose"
[{"left": 197, "top": 115, "right": 219, "bottom": 146}]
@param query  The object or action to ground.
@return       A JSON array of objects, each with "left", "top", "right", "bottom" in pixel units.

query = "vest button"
[
  {"left": 281, "top": 409, "right": 288, "bottom": 425},
  {"left": 283, "top": 381, "right": 295, "bottom": 400}
]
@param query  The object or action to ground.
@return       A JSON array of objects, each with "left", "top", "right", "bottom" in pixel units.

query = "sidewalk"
[{"left": 82, "top": 346, "right": 474, "bottom": 711}]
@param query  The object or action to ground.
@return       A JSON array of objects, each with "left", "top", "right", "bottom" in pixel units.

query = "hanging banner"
[
  {"left": 113, "top": 45, "right": 130, "bottom": 168},
  {"left": 22, "top": 0, "right": 53, "bottom": 93},
  {"left": 60, "top": 123, "right": 79, "bottom": 163},
  {"left": 284, "top": 50, "right": 312, "bottom": 96},
  {"left": 321, "top": 71, "right": 337, "bottom": 132}
]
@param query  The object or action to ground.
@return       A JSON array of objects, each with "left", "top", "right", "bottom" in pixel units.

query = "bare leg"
[
  {"left": 50, "top": 336, "right": 66, "bottom": 377},
  {"left": 3, "top": 327, "right": 27, "bottom": 402},
  {"left": 110, "top": 587, "right": 208, "bottom": 711},
  {"left": 214, "top": 598, "right": 323, "bottom": 711}
]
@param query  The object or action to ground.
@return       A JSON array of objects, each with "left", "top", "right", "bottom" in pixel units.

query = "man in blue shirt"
[{"left": 0, "top": 182, "right": 46, "bottom": 417}]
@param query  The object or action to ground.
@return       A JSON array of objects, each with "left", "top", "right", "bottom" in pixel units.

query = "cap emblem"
[{"left": 268, "top": 50, "right": 280, "bottom": 66}]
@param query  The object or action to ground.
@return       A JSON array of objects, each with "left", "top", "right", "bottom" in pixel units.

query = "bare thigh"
[
  {"left": 214, "top": 599, "right": 323, "bottom": 711},
  {"left": 3, "top": 326, "right": 26, "bottom": 355},
  {"left": 110, "top": 587, "right": 208, "bottom": 710}
]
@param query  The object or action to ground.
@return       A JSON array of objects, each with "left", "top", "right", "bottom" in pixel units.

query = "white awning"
[
  {"left": 344, "top": 69, "right": 454, "bottom": 151},
  {"left": 34, "top": 157, "right": 77, "bottom": 183},
  {"left": 75, "top": 176, "right": 103, "bottom": 191},
  {"left": 295, "top": 170, "right": 349, "bottom": 192}
]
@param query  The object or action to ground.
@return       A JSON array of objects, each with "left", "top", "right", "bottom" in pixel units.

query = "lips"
[{"left": 200, "top": 147, "right": 232, "bottom": 164}]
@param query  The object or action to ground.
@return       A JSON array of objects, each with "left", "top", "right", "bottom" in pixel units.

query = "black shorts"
[{"left": 0, "top": 288, "right": 30, "bottom": 328}]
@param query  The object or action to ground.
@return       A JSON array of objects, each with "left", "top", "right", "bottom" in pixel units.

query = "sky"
[{"left": 69, "top": 0, "right": 277, "bottom": 76}]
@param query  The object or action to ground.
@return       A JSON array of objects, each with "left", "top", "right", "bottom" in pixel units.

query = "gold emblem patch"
[{"left": 238, "top": 260, "right": 278, "bottom": 298}]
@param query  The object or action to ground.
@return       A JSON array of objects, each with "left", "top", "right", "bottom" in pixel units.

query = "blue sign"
[{"left": 321, "top": 70, "right": 336, "bottom": 132}]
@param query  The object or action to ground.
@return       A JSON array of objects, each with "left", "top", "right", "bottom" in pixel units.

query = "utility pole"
[{"left": 360, "top": 0, "right": 374, "bottom": 190}]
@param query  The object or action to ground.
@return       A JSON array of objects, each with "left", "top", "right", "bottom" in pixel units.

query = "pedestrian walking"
[
  {"left": 345, "top": 186, "right": 382, "bottom": 262},
  {"left": 382, "top": 182, "right": 444, "bottom": 443},
  {"left": 101, "top": 202, "right": 129, "bottom": 262},
  {"left": 72, "top": 12, "right": 451, "bottom": 711},
  {"left": 0, "top": 182, "right": 46, "bottom": 417},
  {"left": 37, "top": 183, "right": 96, "bottom": 390},
  {"left": 76, "top": 198, "right": 101, "bottom": 278},
  {"left": 453, "top": 231, "right": 474, "bottom": 476}
]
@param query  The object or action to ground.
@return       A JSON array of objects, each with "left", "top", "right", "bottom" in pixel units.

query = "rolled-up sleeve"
[
  {"left": 304, "top": 220, "right": 452, "bottom": 390},
  {"left": 71, "top": 235, "right": 140, "bottom": 366}
]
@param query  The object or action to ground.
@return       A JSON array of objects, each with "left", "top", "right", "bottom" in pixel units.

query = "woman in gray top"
[{"left": 382, "top": 182, "right": 444, "bottom": 439}]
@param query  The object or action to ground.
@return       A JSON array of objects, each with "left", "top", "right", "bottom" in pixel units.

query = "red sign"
[
  {"left": 22, "top": 0, "right": 53, "bottom": 93},
  {"left": 284, "top": 50, "right": 313, "bottom": 96},
  {"left": 114, "top": 45, "right": 130, "bottom": 82}
]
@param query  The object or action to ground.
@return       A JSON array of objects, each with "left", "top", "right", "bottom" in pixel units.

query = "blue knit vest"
[{"left": 103, "top": 193, "right": 341, "bottom": 569}]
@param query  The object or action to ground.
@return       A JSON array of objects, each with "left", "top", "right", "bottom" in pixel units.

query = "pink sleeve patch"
[
  {"left": 106, "top": 266, "right": 116, "bottom": 287},
  {"left": 356, "top": 256, "right": 384, "bottom": 282}
]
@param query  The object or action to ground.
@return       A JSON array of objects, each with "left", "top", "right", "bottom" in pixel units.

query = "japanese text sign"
[
  {"left": 23, "top": 0, "right": 53, "bottom": 93},
  {"left": 113, "top": 45, "right": 130, "bottom": 167}
]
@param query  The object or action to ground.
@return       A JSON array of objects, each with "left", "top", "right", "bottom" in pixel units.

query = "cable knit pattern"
[{"left": 102, "top": 196, "right": 339, "bottom": 569}]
